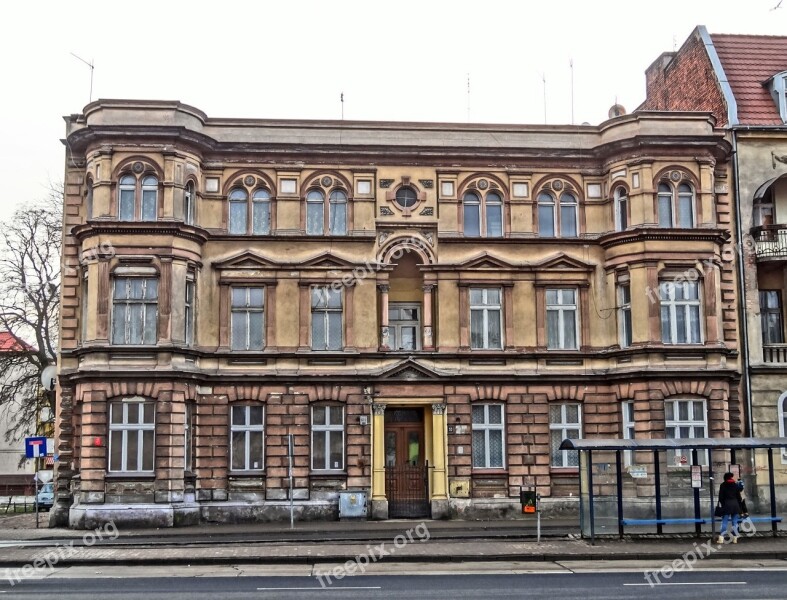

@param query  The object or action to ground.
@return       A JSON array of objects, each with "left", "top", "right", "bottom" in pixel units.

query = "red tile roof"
[
  {"left": 710, "top": 33, "right": 787, "bottom": 126},
  {"left": 0, "top": 331, "right": 33, "bottom": 352}
]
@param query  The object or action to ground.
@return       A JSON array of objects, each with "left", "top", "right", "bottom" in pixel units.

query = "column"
[
  {"left": 430, "top": 403, "right": 448, "bottom": 500},
  {"left": 371, "top": 403, "right": 387, "bottom": 500},
  {"left": 422, "top": 284, "right": 435, "bottom": 350},
  {"left": 378, "top": 284, "right": 390, "bottom": 350}
]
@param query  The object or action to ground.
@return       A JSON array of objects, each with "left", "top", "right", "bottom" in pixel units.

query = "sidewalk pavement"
[{"left": 0, "top": 512, "right": 786, "bottom": 568}]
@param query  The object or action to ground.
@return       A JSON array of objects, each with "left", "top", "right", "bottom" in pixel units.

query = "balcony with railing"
[
  {"left": 751, "top": 225, "right": 787, "bottom": 261},
  {"left": 762, "top": 344, "right": 787, "bottom": 363}
]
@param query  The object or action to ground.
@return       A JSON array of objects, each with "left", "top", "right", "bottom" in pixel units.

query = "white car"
[{"left": 35, "top": 482, "right": 54, "bottom": 511}]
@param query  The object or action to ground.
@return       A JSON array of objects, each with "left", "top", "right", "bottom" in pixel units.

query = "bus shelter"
[{"left": 558, "top": 437, "right": 787, "bottom": 543}]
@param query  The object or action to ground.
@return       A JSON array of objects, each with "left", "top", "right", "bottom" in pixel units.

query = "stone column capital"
[
  {"left": 431, "top": 403, "right": 446, "bottom": 415},
  {"left": 372, "top": 403, "right": 387, "bottom": 416}
]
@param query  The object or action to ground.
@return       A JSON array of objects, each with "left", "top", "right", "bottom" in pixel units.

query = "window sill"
[
  {"left": 470, "top": 469, "right": 508, "bottom": 476},
  {"left": 549, "top": 467, "right": 580, "bottom": 476},
  {"left": 228, "top": 471, "right": 265, "bottom": 477},
  {"left": 310, "top": 470, "right": 347, "bottom": 478},
  {"left": 105, "top": 472, "right": 155, "bottom": 480}
]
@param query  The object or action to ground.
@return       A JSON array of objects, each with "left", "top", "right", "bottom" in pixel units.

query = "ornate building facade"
[
  {"left": 641, "top": 25, "right": 787, "bottom": 508},
  {"left": 53, "top": 100, "right": 740, "bottom": 528}
]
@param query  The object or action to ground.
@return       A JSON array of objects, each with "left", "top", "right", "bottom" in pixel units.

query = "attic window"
[{"left": 768, "top": 71, "right": 787, "bottom": 123}]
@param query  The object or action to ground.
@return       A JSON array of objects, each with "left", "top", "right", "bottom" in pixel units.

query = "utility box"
[{"left": 338, "top": 490, "right": 368, "bottom": 519}]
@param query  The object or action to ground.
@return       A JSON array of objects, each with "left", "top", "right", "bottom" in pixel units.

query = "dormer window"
[{"left": 767, "top": 71, "right": 787, "bottom": 123}]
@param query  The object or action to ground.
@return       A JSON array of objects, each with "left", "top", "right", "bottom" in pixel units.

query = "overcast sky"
[{"left": 1, "top": 0, "right": 785, "bottom": 222}]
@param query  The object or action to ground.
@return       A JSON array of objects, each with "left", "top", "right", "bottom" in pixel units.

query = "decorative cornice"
[
  {"left": 597, "top": 227, "right": 729, "bottom": 249},
  {"left": 72, "top": 221, "right": 209, "bottom": 245}
]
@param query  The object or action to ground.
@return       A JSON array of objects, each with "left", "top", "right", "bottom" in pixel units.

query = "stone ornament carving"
[
  {"left": 244, "top": 175, "right": 256, "bottom": 186},
  {"left": 773, "top": 151, "right": 787, "bottom": 169},
  {"left": 132, "top": 161, "right": 144, "bottom": 174},
  {"left": 380, "top": 207, "right": 394, "bottom": 216},
  {"left": 378, "top": 231, "right": 390, "bottom": 244},
  {"left": 431, "top": 403, "right": 446, "bottom": 415},
  {"left": 372, "top": 403, "right": 387, "bottom": 416},
  {"left": 418, "top": 179, "right": 434, "bottom": 189},
  {"left": 420, "top": 207, "right": 434, "bottom": 216},
  {"left": 477, "top": 178, "right": 489, "bottom": 190},
  {"left": 380, "top": 179, "right": 395, "bottom": 188},
  {"left": 321, "top": 176, "right": 333, "bottom": 187}
]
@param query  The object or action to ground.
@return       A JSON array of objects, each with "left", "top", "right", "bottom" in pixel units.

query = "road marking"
[
  {"left": 257, "top": 587, "right": 382, "bottom": 591},
  {"left": 624, "top": 582, "right": 747, "bottom": 586}
]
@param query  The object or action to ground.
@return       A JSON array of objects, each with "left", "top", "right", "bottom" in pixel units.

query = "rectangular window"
[
  {"left": 81, "top": 272, "right": 89, "bottom": 343},
  {"left": 538, "top": 203, "right": 555, "bottom": 237},
  {"left": 760, "top": 290, "right": 784, "bottom": 344},
  {"left": 312, "top": 405, "right": 344, "bottom": 471},
  {"left": 658, "top": 191, "right": 673, "bottom": 227},
  {"left": 230, "top": 405, "right": 264, "bottom": 471},
  {"left": 311, "top": 287, "right": 342, "bottom": 350},
  {"left": 112, "top": 278, "right": 158, "bottom": 345},
  {"left": 550, "top": 403, "right": 582, "bottom": 467},
  {"left": 622, "top": 401, "right": 635, "bottom": 467},
  {"left": 546, "top": 288, "right": 578, "bottom": 350},
  {"left": 469, "top": 288, "right": 502, "bottom": 349},
  {"left": 252, "top": 196, "right": 271, "bottom": 235},
  {"left": 109, "top": 400, "right": 155, "bottom": 472},
  {"left": 230, "top": 287, "right": 264, "bottom": 351},
  {"left": 660, "top": 280, "right": 702, "bottom": 344},
  {"left": 185, "top": 277, "right": 195, "bottom": 347},
  {"left": 618, "top": 284, "right": 632, "bottom": 348},
  {"left": 119, "top": 188, "right": 135, "bottom": 221},
  {"left": 665, "top": 399, "right": 707, "bottom": 466},
  {"left": 389, "top": 303, "right": 420, "bottom": 351},
  {"left": 184, "top": 402, "right": 194, "bottom": 473},
  {"left": 471, "top": 404, "right": 505, "bottom": 469}
]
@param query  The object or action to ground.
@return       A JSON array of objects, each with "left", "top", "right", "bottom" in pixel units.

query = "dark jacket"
[{"left": 717, "top": 480, "right": 743, "bottom": 516}]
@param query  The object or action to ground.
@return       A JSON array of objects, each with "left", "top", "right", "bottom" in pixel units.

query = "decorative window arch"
[
  {"left": 117, "top": 173, "right": 159, "bottom": 222},
  {"left": 656, "top": 171, "right": 696, "bottom": 228},
  {"left": 536, "top": 180, "right": 579, "bottom": 237},
  {"left": 304, "top": 173, "right": 351, "bottom": 235},
  {"left": 225, "top": 172, "right": 276, "bottom": 235},
  {"left": 462, "top": 190, "right": 503, "bottom": 237}
]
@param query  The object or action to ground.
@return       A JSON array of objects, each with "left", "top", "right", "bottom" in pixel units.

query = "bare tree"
[{"left": 0, "top": 183, "right": 62, "bottom": 442}]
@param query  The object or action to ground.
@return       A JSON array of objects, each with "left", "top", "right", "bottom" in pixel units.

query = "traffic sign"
[{"left": 25, "top": 436, "right": 48, "bottom": 458}]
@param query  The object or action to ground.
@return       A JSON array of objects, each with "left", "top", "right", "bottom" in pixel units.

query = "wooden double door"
[{"left": 384, "top": 407, "right": 429, "bottom": 518}]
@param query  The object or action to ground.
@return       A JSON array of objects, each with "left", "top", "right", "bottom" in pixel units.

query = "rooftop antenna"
[
  {"left": 542, "top": 72, "right": 547, "bottom": 124},
  {"left": 70, "top": 53, "right": 94, "bottom": 104},
  {"left": 340, "top": 92, "right": 344, "bottom": 120},
  {"left": 466, "top": 73, "right": 471, "bottom": 122},
  {"left": 570, "top": 58, "right": 575, "bottom": 125},
  {"left": 673, "top": 35, "right": 677, "bottom": 51}
]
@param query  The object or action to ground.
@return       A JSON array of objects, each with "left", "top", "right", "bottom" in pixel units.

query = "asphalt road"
[{"left": 1, "top": 569, "right": 786, "bottom": 599}]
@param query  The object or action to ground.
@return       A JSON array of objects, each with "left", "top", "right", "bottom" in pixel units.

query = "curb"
[{"left": 0, "top": 549, "right": 785, "bottom": 568}]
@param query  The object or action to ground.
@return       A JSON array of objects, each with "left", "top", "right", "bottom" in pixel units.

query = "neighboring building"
[
  {"left": 641, "top": 26, "right": 787, "bottom": 509},
  {"left": 0, "top": 332, "right": 36, "bottom": 494},
  {"left": 54, "top": 99, "right": 740, "bottom": 528}
]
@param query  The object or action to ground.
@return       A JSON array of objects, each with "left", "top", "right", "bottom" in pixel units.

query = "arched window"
[
  {"left": 141, "top": 176, "right": 158, "bottom": 221},
  {"left": 228, "top": 188, "right": 249, "bottom": 234},
  {"left": 118, "top": 175, "right": 136, "bottom": 221},
  {"left": 658, "top": 180, "right": 695, "bottom": 228},
  {"left": 538, "top": 190, "right": 577, "bottom": 237},
  {"left": 463, "top": 192, "right": 481, "bottom": 236},
  {"left": 117, "top": 173, "right": 158, "bottom": 221},
  {"left": 86, "top": 179, "right": 94, "bottom": 220},
  {"left": 252, "top": 189, "right": 271, "bottom": 234},
  {"left": 306, "top": 189, "right": 325, "bottom": 235},
  {"left": 329, "top": 190, "right": 347, "bottom": 235},
  {"left": 614, "top": 186, "right": 628, "bottom": 231},
  {"left": 183, "top": 181, "right": 195, "bottom": 225},
  {"left": 463, "top": 191, "right": 503, "bottom": 238},
  {"left": 537, "top": 192, "right": 556, "bottom": 237}
]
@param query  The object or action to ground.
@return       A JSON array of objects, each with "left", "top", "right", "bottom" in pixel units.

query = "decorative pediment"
[
  {"left": 213, "top": 251, "right": 279, "bottom": 270},
  {"left": 457, "top": 252, "right": 519, "bottom": 270},
  {"left": 535, "top": 253, "right": 594, "bottom": 272},
  {"left": 377, "top": 358, "right": 445, "bottom": 380},
  {"left": 300, "top": 251, "right": 359, "bottom": 269}
]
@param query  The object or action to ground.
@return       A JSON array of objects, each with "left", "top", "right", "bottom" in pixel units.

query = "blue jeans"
[{"left": 719, "top": 513, "right": 740, "bottom": 536}]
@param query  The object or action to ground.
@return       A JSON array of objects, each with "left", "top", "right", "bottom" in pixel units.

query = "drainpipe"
[{"left": 731, "top": 130, "right": 757, "bottom": 504}]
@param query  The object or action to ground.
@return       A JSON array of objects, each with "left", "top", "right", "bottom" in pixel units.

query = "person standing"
[{"left": 716, "top": 472, "right": 744, "bottom": 544}]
